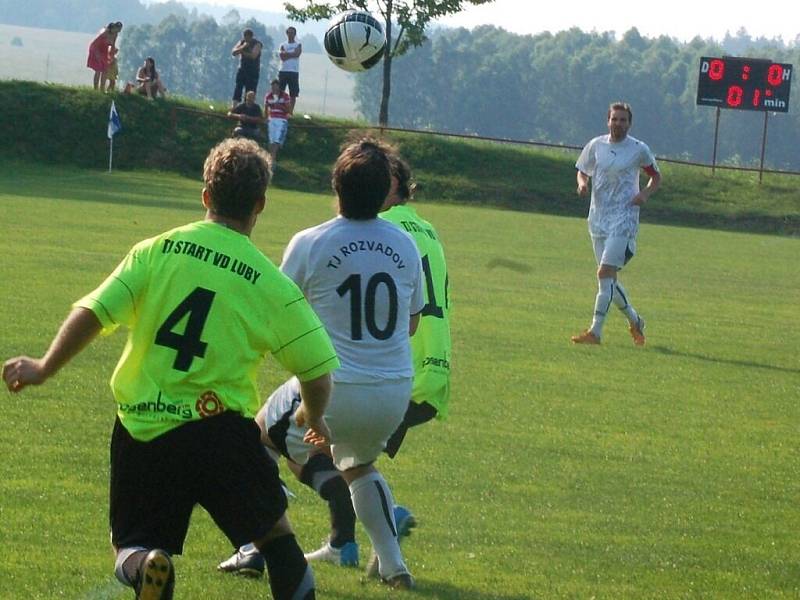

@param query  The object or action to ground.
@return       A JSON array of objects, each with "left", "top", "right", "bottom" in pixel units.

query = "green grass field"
[{"left": 0, "top": 163, "right": 798, "bottom": 599}]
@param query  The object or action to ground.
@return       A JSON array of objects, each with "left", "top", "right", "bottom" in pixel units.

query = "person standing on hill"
[
  {"left": 264, "top": 79, "right": 291, "bottom": 164},
  {"left": 571, "top": 101, "right": 661, "bottom": 346},
  {"left": 278, "top": 26, "right": 302, "bottom": 115},
  {"left": 87, "top": 22, "right": 122, "bottom": 90},
  {"left": 2, "top": 138, "right": 338, "bottom": 600},
  {"left": 231, "top": 28, "right": 263, "bottom": 107}
]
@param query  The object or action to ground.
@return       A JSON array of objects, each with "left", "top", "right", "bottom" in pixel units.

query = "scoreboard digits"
[{"left": 697, "top": 56, "right": 792, "bottom": 112}]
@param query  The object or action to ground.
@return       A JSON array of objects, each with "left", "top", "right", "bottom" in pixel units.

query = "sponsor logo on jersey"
[
  {"left": 196, "top": 390, "right": 225, "bottom": 418},
  {"left": 119, "top": 390, "right": 193, "bottom": 419}
]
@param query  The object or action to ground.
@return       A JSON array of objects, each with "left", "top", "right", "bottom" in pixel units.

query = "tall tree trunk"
[{"left": 378, "top": 0, "right": 392, "bottom": 126}]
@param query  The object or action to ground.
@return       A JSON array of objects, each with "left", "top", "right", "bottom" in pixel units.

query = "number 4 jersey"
[
  {"left": 281, "top": 216, "right": 425, "bottom": 384},
  {"left": 75, "top": 220, "right": 339, "bottom": 441}
]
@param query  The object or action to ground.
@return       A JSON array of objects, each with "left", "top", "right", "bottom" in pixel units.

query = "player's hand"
[
  {"left": 577, "top": 182, "right": 589, "bottom": 197},
  {"left": 295, "top": 404, "right": 332, "bottom": 447},
  {"left": 2, "top": 356, "right": 48, "bottom": 392},
  {"left": 632, "top": 191, "right": 648, "bottom": 206}
]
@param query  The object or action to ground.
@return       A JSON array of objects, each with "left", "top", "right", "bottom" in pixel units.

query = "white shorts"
[
  {"left": 591, "top": 235, "right": 636, "bottom": 269},
  {"left": 262, "top": 377, "right": 411, "bottom": 471},
  {"left": 268, "top": 118, "right": 288, "bottom": 146}
]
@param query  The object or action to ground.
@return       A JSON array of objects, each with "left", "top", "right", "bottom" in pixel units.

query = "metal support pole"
[
  {"left": 711, "top": 107, "right": 721, "bottom": 176},
  {"left": 758, "top": 111, "right": 769, "bottom": 184}
]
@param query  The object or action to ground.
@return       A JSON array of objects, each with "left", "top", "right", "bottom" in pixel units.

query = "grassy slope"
[
  {"left": 1, "top": 80, "right": 799, "bottom": 236},
  {"left": 0, "top": 165, "right": 798, "bottom": 599}
]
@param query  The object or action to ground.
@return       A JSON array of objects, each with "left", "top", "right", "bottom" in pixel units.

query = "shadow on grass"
[
  {"left": 650, "top": 345, "right": 800, "bottom": 374},
  {"left": 334, "top": 579, "right": 532, "bottom": 600}
]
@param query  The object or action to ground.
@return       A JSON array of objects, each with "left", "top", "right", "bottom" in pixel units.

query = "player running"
[
  {"left": 2, "top": 138, "right": 338, "bottom": 600},
  {"left": 571, "top": 101, "right": 661, "bottom": 346}
]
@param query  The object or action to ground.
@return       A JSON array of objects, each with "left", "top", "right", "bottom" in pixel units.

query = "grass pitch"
[{"left": 0, "top": 163, "right": 797, "bottom": 599}]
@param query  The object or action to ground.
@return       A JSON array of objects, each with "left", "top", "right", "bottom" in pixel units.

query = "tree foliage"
[
  {"left": 119, "top": 16, "right": 275, "bottom": 102},
  {"left": 353, "top": 26, "right": 800, "bottom": 170},
  {"left": 285, "top": 0, "right": 493, "bottom": 125}
]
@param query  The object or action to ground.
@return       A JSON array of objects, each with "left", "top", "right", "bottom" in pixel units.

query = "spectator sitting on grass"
[
  {"left": 125, "top": 57, "right": 166, "bottom": 99},
  {"left": 228, "top": 91, "right": 264, "bottom": 141}
]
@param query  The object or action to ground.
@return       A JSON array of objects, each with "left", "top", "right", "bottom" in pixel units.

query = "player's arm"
[
  {"left": 632, "top": 166, "right": 661, "bottom": 206},
  {"left": 291, "top": 43, "right": 302, "bottom": 58},
  {"left": 231, "top": 39, "right": 246, "bottom": 55},
  {"left": 3, "top": 307, "right": 101, "bottom": 392},
  {"left": 248, "top": 42, "right": 262, "bottom": 59},
  {"left": 295, "top": 373, "right": 332, "bottom": 446},
  {"left": 576, "top": 169, "right": 591, "bottom": 197}
]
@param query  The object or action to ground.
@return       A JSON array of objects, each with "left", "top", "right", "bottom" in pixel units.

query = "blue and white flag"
[{"left": 108, "top": 101, "right": 122, "bottom": 139}]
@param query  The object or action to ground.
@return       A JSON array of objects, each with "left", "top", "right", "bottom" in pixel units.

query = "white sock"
[
  {"left": 590, "top": 278, "right": 615, "bottom": 337},
  {"left": 349, "top": 472, "right": 407, "bottom": 578},
  {"left": 612, "top": 280, "right": 639, "bottom": 324}
]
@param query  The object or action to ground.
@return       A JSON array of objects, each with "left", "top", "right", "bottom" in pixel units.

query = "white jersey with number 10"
[{"left": 281, "top": 216, "right": 424, "bottom": 384}]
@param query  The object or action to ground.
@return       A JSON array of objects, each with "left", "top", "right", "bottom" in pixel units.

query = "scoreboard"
[{"left": 697, "top": 56, "right": 792, "bottom": 112}]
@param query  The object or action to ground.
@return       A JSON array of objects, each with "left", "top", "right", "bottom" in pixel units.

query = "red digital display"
[{"left": 697, "top": 56, "right": 792, "bottom": 112}]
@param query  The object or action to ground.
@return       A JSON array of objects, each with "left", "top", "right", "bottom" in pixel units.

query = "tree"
[{"left": 285, "top": 0, "right": 494, "bottom": 125}]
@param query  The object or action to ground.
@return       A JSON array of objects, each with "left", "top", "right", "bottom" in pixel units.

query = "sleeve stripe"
[
  {"left": 113, "top": 275, "right": 137, "bottom": 315},
  {"left": 274, "top": 325, "right": 326, "bottom": 352},
  {"left": 296, "top": 355, "right": 338, "bottom": 376},
  {"left": 284, "top": 296, "right": 305, "bottom": 308},
  {"left": 93, "top": 298, "right": 117, "bottom": 325}
]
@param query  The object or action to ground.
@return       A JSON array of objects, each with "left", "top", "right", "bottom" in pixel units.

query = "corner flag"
[{"left": 108, "top": 101, "right": 122, "bottom": 139}]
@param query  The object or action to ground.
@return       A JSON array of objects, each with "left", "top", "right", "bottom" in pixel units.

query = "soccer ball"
[{"left": 324, "top": 10, "right": 386, "bottom": 72}]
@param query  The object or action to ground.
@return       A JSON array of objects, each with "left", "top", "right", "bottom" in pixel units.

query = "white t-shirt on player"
[
  {"left": 281, "top": 216, "right": 425, "bottom": 383},
  {"left": 576, "top": 134, "right": 658, "bottom": 238}
]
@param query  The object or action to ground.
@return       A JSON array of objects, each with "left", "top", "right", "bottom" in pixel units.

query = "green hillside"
[{"left": 1, "top": 80, "right": 798, "bottom": 236}]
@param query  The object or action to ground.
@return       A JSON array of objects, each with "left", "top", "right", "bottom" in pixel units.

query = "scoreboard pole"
[
  {"left": 711, "top": 107, "right": 721, "bottom": 176},
  {"left": 759, "top": 112, "right": 769, "bottom": 184}
]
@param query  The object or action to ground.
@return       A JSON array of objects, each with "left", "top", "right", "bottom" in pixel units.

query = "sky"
[{"left": 195, "top": 0, "right": 800, "bottom": 43}]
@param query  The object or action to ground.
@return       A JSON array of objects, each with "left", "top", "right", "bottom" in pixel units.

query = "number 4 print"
[{"left": 155, "top": 287, "right": 216, "bottom": 371}]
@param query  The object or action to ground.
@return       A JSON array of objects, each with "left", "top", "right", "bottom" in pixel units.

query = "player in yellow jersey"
[{"left": 2, "top": 139, "right": 338, "bottom": 600}]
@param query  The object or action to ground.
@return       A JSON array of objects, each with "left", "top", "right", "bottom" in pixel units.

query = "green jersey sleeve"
[
  {"left": 73, "top": 240, "right": 151, "bottom": 334},
  {"left": 268, "top": 291, "right": 340, "bottom": 381}
]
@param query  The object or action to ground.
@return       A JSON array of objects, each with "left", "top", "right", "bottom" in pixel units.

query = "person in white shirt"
[
  {"left": 218, "top": 139, "right": 423, "bottom": 590},
  {"left": 572, "top": 101, "right": 661, "bottom": 346},
  {"left": 278, "top": 26, "right": 302, "bottom": 115}
]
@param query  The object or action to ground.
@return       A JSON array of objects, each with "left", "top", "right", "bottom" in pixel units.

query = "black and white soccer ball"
[{"left": 324, "top": 10, "right": 386, "bottom": 72}]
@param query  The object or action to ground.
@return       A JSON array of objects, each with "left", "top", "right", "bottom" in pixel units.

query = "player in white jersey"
[
  {"left": 571, "top": 101, "right": 661, "bottom": 346},
  {"left": 219, "top": 139, "right": 423, "bottom": 590}
]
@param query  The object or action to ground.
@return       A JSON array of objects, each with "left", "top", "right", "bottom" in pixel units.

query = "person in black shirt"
[
  {"left": 231, "top": 29, "right": 263, "bottom": 107},
  {"left": 228, "top": 91, "right": 264, "bottom": 141}
]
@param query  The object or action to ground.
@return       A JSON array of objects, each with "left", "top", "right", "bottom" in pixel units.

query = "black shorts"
[
  {"left": 278, "top": 71, "right": 300, "bottom": 97},
  {"left": 109, "top": 412, "right": 286, "bottom": 555}
]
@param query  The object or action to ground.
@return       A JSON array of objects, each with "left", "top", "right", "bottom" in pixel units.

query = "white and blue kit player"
[
  {"left": 572, "top": 101, "right": 661, "bottom": 346},
  {"left": 219, "top": 139, "right": 424, "bottom": 590}
]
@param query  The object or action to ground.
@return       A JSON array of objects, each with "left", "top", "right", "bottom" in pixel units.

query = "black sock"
[
  {"left": 258, "top": 534, "right": 315, "bottom": 600},
  {"left": 319, "top": 475, "right": 356, "bottom": 547},
  {"left": 300, "top": 454, "right": 356, "bottom": 547}
]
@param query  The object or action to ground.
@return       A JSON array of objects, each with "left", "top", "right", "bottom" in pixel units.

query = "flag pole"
[{"left": 109, "top": 136, "right": 113, "bottom": 173}]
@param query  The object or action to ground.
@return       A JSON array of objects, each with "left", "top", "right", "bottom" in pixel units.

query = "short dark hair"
[
  {"left": 388, "top": 154, "right": 415, "bottom": 202},
  {"left": 287, "top": 27, "right": 296, "bottom": 35},
  {"left": 203, "top": 138, "right": 271, "bottom": 221},
  {"left": 608, "top": 101, "right": 632, "bottom": 123},
  {"left": 243, "top": 29, "right": 254, "bottom": 37},
  {"left": 332, "top": 138, "right": 392, "bottom": 220},
  {"left": 271, "top": 78, "right": 280, "bottom": 85}
]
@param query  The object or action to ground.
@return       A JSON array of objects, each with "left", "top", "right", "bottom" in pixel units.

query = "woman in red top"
[{"left": 87, "top": 22, "right": 122, "bottom": 90}]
